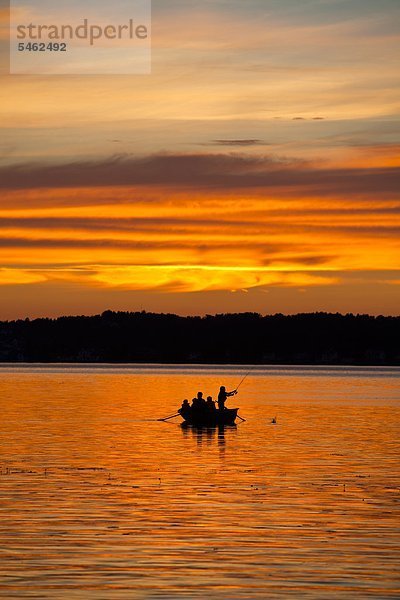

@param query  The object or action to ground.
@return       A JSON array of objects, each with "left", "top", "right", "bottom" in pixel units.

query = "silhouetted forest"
[{"left": 0, "top": 311, "right": 399, "bottom": 364}]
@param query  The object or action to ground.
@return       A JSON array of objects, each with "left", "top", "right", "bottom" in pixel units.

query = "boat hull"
[{"left": 180, "top": 408, "right": 239, "bottom": 427}]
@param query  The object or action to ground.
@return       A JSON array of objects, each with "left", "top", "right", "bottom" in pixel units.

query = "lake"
[{"left": 1, "top": 365, "right": 399, "bottom": 598}]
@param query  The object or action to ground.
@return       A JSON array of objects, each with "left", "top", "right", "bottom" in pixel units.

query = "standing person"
[{"left": 217, "top": 386, "right": 237, "bottom": 411}]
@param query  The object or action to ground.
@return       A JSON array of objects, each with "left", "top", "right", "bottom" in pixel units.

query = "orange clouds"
[
  {"left": 1, "top": 1, "right": 399, "bottom": 316},
  {"left": 0, "top": 268, "right": 46, "bottom": 286},
  {"left": 0, "top": 149, "right": 398, "bottom": 305}
]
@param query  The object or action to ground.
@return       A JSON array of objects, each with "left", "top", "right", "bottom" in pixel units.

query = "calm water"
[{"left": 0, "top": 365, "right": 399, "bottom": 598}]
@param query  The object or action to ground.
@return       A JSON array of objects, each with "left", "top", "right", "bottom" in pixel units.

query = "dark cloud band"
[{"left": 0, "top": 153, "right": 399, "bottom": 196}]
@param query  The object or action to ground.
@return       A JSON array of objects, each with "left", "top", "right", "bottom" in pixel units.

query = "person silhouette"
[
  {"left": 179, "top": 399, "right": 191, "bottom": 418},
  {"left": 206, "top": 396, "right": 216, "bottom": 412},
  {"left": 217, "top": 386, "right": 237, "bottom": 411},
  {"left": 192, "top": 391, "right": 206, "bottom": 409}
]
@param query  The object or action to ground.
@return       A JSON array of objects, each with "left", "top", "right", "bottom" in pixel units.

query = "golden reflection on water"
[{"left": 0, "top": 366, "right": 399, "bottom": 598}]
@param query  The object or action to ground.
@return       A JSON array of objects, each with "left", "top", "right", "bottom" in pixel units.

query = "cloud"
[
  {"left": 0, "top": 153, "right": 399, "bottom": 197},
  {"left": 211, "top": 139, "right": 265, "bottom": 146},
  {"left": 1, "top": 215, "right": 398, "bottom": 237},
  {"left": 79, "top": 265, "right": 341, "bottom": 293},
  {"left": 0, "top": 236, "right": 307, "bottom": 256},
  {"left": 0, "top": 268, "right": 46, "bottom": 286},
  {"left": 0, "top": 261, "right": 340, "bottom": 293}
]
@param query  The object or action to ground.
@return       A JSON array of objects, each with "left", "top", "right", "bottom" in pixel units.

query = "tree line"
[{"left": 0, "top": 310, "right": 398, "bottom": 364}]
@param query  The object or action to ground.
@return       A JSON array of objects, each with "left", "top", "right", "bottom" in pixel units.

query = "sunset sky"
[{"left": 1, "top": 0, "right": 399, "bottom": 319}]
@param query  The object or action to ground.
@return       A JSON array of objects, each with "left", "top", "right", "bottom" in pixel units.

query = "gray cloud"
[
  {"left": 211, "top": 139, "right": 265, "bottom": 146},
  {"left": 0, "top": 153, "right": 399, "bottom": 198},
  {"left": 0, "top": 236, "right": 288, "bottom": 253},
  {"left": 1, "top": 212, "right": 399, "bottom": 234}
]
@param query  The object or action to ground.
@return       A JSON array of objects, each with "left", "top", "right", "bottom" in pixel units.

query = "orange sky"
[{"left": 0, "top": 1, "right": 399, "bottom": 318}]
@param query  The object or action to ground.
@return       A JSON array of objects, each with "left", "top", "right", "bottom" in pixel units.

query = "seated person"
[
  {"left": 206, "top": 396, "right": 216, "bottom": 411},
  {"left": 179, "top": 399, "right": 191, "bottom": 417},
  {"left": 192, "top": 391, "right": 206, "bottom": 409}
]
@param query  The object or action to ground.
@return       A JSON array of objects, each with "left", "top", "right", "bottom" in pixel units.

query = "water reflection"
[
  {"left": 1, "top": 366, "right": 399, "bottom": 599},
  {"left": 180, "top": 423, "right": 237, "bottom": 448}
]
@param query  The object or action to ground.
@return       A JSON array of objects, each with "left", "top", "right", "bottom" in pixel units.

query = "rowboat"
[{"left": 179, "top": 407, "right": 239, "bottom": 427}]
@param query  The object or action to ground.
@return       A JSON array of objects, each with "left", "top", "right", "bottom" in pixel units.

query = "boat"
[{"left": 178, "top": 407, "right": 239, "bottom": 427}]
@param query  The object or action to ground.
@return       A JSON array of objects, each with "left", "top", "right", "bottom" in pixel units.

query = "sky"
[{"left": 0, "top": 0, "right": 399, "bottom": 319}]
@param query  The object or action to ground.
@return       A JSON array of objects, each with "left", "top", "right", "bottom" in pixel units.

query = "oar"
[
  {"left": 237, "top": 414, "right": 246, "bottom": 422},
  {"left": 158, "top": 413, "right": 180, "bottom": 422}
]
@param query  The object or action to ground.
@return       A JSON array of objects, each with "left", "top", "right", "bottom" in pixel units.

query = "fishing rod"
[
  {"left": 235, "top": 372, "right": 250, "bottom": 392},
  {"left": 234, "top": 367, "right": 255, "bottom": 392}
]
